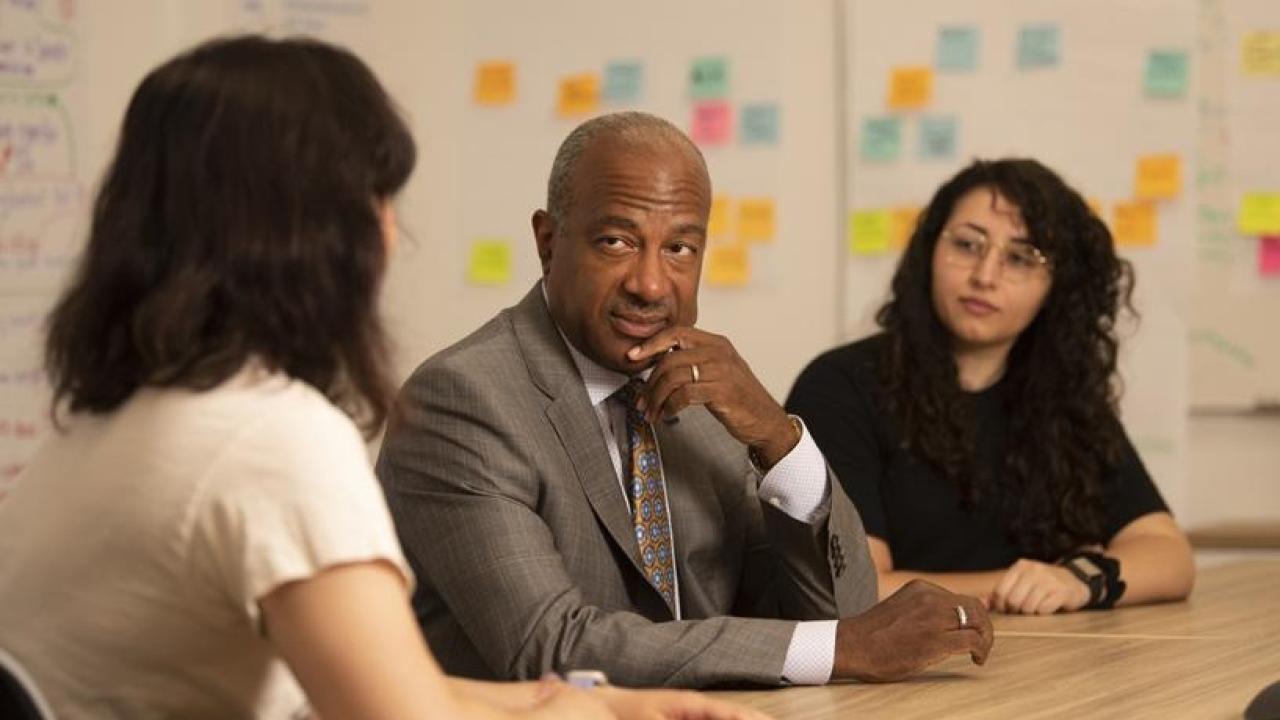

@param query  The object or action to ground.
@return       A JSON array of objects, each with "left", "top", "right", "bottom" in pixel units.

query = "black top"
[{"left": 785, "top": 334, "right": 1169, "bottom": 572}]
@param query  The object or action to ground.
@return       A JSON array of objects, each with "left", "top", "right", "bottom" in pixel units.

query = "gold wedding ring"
[
  {"left": 956, "top": 605, "right": 968, "bottom": 629},
  {"left": 690, "top": 363, "right": 701, "bottom": 383}
]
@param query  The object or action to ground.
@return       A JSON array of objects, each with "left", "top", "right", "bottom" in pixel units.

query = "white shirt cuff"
[
  {"left": 757, "top": 418, "right": 831, "bottom": 524},
  {"left": 781, "top": 620, "right": 837, "bottom": 685}
]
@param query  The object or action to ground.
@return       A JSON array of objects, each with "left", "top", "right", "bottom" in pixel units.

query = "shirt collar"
[{"left": 541, "top": 280, "right": 650, "bottom": 407}]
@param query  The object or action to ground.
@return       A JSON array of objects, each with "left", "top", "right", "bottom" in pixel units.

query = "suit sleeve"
[{"left": 377, "top": 360, "right": 799, "bottom": 688}]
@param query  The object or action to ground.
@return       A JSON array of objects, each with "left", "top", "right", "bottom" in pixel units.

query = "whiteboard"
[
  {"left": 840, "top": 0, "right": 1199, "bottom": 515},
  {"left": 1190, "top": 0, "right": 1280, "bottom": 410}
]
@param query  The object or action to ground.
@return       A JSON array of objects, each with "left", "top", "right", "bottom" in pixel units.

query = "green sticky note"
[
  {"left": 937, "top": 26, "right": 979, "bottom": 72},
  {"left": 849, "top": 210, "right": 892, "bottom": 255},
  {"left": 1017, "top": 23, "right": 1060, "bottom": 69},
  {"left": 603, "top": 60, "right": 643, "bottom": 102},
  {"left": 860, "top": 117, "right": 902, "bottom": 162},
  {"left": 467, "top": 238, "right": 512, "bottom": 285},
  {"left": 1145, "top": 50, "right": 1189, "bottom": 97},
  {"left": 918, "top": 115, "right": 958, "bottom": 160},
  {"left": 739, "top": 103, "right": 779, "bottom": 145},
  {"left": 690, "top": 56, "right": 729, "bottom": 99}
]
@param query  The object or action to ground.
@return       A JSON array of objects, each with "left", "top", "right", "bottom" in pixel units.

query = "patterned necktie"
[{"left": 613, "top": 379, "right": 675, "bottom": 607}]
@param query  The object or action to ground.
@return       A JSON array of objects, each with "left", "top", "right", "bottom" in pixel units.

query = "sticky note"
[
  {"left": 706, "top": 244, "right": 750, "bottom": 287},
  {"left": 1135, "top": 154, "right": 1182, "bottom": 200},
  {"left": 860, "top": 117, "right": 902, "bottom": 162},
  {"left": 889, "top": 206, "right": 921, "bottom": 248},
  {"left": 708, "top": 195, "right": 731, "bottom": 239},
  {"left": 740, "top": 103, "right": 780, "bottom": 145},
  {"left": 918, "top": 115, "right": 957, "bottom": 160},
  {"left": 467, "top": 239, "right": 512, "bottom": 285},
  {"left": 1017, "top": 24, "right": 1061, "bottom": 70},
  {"left": 690, "top": 56, "right": 729, "bottom": 99},
  {"left": 937, "top": 26, "right": 979, "bottom": 72},
  {"left": 888, "top": 66, "right": 933, "bottom": 110},
  {"left": 557, "top": 73, "right": 600, "bottom": 117},
  {"left": 1241, "top": 31, "right": 1280, "bottom": 77},
  {"left": 1260, "top": 237, "right": 1280, "bottom": 276},
  {"left": 603, "top": 61, "right": 644, "bottom": 102},
  {"left": 474, "top": 61, "right": 516, "bottom": 105},
  {"left": 1111, "top": 201, "right": 1157, "bottom": 247},
  {"left": 1144, "top": 50, "right": 1189, "bottom": 97},
  {"left": 738, "top": 198, "right": 776, "bottom": 243},
  {"left": 691, "top": 101, "right": 732, "bottom": 145},
  {"left": 1238, "top": 193, "right": 1280, "bottom": 235},
  {"left": 849, "top": 210, "right": 892, "bottom": 255}
]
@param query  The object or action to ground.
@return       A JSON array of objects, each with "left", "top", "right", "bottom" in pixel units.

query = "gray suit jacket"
[{"left": 377, "top": 285, "right": 876, "bottom": 687}]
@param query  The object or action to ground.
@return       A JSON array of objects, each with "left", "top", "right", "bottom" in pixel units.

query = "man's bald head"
[{"left": 545, "top": 111, "right": 709, "bottom": 227}]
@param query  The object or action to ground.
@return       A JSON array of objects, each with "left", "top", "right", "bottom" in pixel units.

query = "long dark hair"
[
  {"left": 44, "top": 35, "right": 415, "bottom": 436},
  {"left": 876, "top": 158, "right": 1135, "bottom": 558}
]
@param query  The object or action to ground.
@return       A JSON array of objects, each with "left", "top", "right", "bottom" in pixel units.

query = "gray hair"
[{"left": 545, "top": 111, "right": 707, "bottom": 226}]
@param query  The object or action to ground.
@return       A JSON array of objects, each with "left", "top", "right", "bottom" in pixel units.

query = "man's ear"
[{"left": 531, "top": 209, "right": 556, "bottom": 274}]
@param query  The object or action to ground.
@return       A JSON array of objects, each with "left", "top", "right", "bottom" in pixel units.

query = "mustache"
[{"left": 611, "top": 299, "right": 673, "bottom": 320}]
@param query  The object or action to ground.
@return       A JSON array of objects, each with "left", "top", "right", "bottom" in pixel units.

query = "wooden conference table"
[{"left": 713, "top": 561, "right": 1280, "bottom": 719}]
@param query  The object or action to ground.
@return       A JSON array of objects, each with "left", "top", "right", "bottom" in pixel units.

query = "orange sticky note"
[
  {"left": 888, "top": 66, "right": 933, "bottom": 110},
  {"left": 474, "top": 61, "right": 516, "bottom": 105},
  {"left": 889, "top": 206, "right": 921, "bottom": 248},
  {"left": 1135, "top": 154, "right": 1182, "bottom": 200},
  {"left": 1112, "top": 201, "right": 1157, "bottom": 247},
  {"left": 738, "top": 198, "right": 775, "bottom": 244},
  {"left": 849, "top": 210, "right": 892, "bottom": 255},
  {"left": 708, "top": 195, "right": 731, "bottom": 239},
  {"left": 706, "top": 244, "right": 750, "bottom": 287},
  {"left": 557, "top": 73, "right": 600, "bottom": 117}
]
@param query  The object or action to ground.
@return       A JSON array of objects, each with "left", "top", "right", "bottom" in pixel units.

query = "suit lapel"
[{"left": 509, "top": 285, "right": 647, "bottom": 581}]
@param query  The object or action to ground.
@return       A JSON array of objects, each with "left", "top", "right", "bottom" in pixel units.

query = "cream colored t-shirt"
[{"left": 0, "top": 365, "right": 412, "bottom": 719}]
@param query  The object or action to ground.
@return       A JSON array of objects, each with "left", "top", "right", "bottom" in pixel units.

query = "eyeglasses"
[{"left": 938, "top": 228, "right": 1051, "bottom": 283}]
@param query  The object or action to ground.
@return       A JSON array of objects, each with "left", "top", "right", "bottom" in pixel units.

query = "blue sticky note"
[
  {"left": 1017, "top": 23, "right": 1060, "bottom": 69},
  {"left": 937, "top": 26, "right": 979, "bottom": 72},
  {"left": 739, "top": 103, "right": 780, "bottom": 145},
  {"left": 603, "top": 61, "right": 644, "bottom": 102},
  {"left": 860, "top": 117, "right": 902, "bottom": 162},
  {"left": 690, "top": 56, "right": 729, "bottom": 99},
  {"left": 1144, "top": 50, "right": 1188, "bottom": 97},
  {"left": 918, "top": 115, "right": 958, "bottom": 159}
]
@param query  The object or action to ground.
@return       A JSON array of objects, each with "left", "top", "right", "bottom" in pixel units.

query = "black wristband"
[{"left": 1061, "top": 551, "right": 1126, "bottom": 609}]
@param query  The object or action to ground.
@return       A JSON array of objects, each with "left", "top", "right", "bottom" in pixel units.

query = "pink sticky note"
[
  {"left": 691, "top": 101, "right": 732, "bottom": 145},
  {"left": 1261, "top": 236, "right": 1280, "bottom": 276}
]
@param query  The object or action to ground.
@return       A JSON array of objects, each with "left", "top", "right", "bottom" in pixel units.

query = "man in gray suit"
[{"left": 378, "top": 111, "right": 993, "bottom": 688}]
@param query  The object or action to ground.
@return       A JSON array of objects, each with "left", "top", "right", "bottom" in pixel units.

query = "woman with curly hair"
[{"left": 787, "top": 158, "right": 1193, "bottom": 615}]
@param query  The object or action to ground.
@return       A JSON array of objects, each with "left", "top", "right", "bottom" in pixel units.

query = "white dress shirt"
[{"left": 557, "top": 326, "right": 838, "bottom": 685}]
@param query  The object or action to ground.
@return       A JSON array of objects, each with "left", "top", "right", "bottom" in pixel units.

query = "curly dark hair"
[
  {"left": 875, "top": 158, "right": 1136, "bottom": 559},
  {"left": 44, "top": 35, "right": 415, "bottom": 436}
]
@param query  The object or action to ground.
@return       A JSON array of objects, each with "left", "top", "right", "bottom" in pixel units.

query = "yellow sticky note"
[
  {"left": 1238, "top": 192, "right": 1280, "bottom": 235},
  {"left": 888, "top": 66, "right": 933, "bottom": 110},
  {"left": 467, "top": 238, "right": 512, "bottom": 285},
  {"left": 557, "top": 73, "right": 600, "bottom": 117},
  {"left": 1111, "top": 201, "right": 1157, "bottom": 247},
  {"left": 708, "top": 195, "right": 731, "bottom": 239},
  {"left": 474, "top": 61, "right": 515, "bottom": 105},
  {"left": 1135, "top": 154, "right": 1182, "bottom": 200},
  {"left": 738, "top": 198, "right": 776, "bottom": 244},
  {"left": 849, "top": 210, "right": 892, "bottom": 255},
  {"left": 889, "top": 206, "right": 921, "bottom": 248},
  {"left": 706, "top": 244, "right": 750, "bottom": 287},
  {"left": 1241, "top": 31, "right": 1280, "bottom": 77}
]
